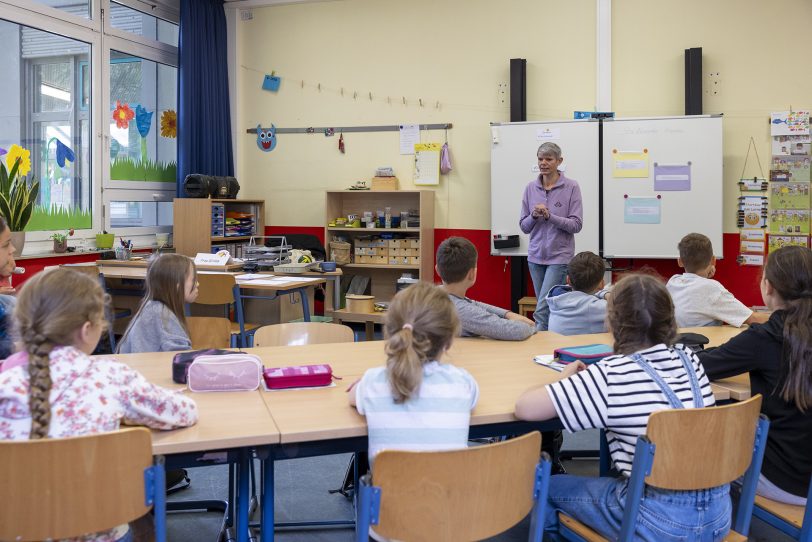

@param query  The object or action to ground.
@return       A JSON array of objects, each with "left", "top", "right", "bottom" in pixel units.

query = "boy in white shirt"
[{"left": 666, "top": 233, "right": 768, "bottom": 327}]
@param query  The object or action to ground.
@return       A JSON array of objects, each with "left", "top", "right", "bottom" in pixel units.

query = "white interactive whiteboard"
[
  {"left": 490, "top": 120, "right": 600, "bottom": 257},
  {"left": 601, "top": 116, "right": 723, "bottom": 258}
]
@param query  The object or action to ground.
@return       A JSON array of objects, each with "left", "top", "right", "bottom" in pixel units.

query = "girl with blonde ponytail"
[
  {"left": 350, "top": 282, "right": 479, "bottom": 461},
  {"left": 0, "top": 268, "right": 198, "bottom": 541},
  {"left": 700, "top": 245, "right": 812, "bottom": 505}
]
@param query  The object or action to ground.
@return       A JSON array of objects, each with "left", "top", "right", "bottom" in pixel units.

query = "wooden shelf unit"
[
  {"left": 325, "top": 190, "right": 434, "bottom": 302},
  {"left": 173, "top": 198, "right": 265, "bottom": 257}
]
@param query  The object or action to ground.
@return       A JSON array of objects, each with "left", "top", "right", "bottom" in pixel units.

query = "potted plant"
[
  {"left": 50, "top": 229, "right": 74, "bottom": 253},
  {"left": 0, "top": 145, "right": 40, "bottom": 254}
]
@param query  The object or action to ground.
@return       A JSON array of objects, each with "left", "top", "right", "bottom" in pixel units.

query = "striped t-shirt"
[
  {"left": 546, "top": 344, "right": 715, "bottom": 476},
  {"left": 355, "top": 361, "right": 479, "bottom": 461}
]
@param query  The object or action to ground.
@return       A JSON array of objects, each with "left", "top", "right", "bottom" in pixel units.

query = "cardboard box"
[
  {"left": 356, "top": 238, "right": 387, "bottom": 248},
  {"left": 408, "top": 239, "right": 420, "bottom": 249},
  {"left": 388, "top": 239, "right": 404, "bottom": 249},
  {"left": 371, "top": 176, "right": 399, "bottom": 191},
  {"left": 409, "top": 257, "right": 421, "bottom": 266}
]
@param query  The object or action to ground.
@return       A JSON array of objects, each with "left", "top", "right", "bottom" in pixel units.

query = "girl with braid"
[
  {"left": 0, "top": 268, "right": 197, "bottom": 541},
  {"left": 349, "top": 282, "right": 479, "bottom": 462}
]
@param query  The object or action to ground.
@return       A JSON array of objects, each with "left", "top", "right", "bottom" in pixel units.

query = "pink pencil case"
[
  {"left": 187, "top": 353, "right": 263, "bottom": 392},
  {"left": 263, "top": 364, "right": 335, "bottom": 389}
]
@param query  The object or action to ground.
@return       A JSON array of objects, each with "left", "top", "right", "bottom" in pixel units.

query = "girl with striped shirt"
[{"left": 516, "top": 274, "right": 728, "bottom": 541}]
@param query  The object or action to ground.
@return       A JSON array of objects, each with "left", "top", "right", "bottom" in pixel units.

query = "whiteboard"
[
  {"left": 601, "top": 116, "right": 723, "bottom": 258},
  {"left": 490, "top": 120, "right": 600, "bottom": 257}
]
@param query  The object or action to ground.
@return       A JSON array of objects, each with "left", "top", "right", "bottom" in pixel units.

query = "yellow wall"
[
  {"left": 235, "top": 0, "right": 595, "bottom": 229},
  {"left": 235, "top": 0, "right": 812, "bottom": 233}
]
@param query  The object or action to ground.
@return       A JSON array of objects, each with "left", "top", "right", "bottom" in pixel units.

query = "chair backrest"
[
  {"left": 188, "top": 316, "right": 232, "bottom": 349},
  {"left": 194, "top": 273, "right": 237, "bottom": 306},
  {"left": 0, "top": 427, "right": 155, "bottom": 541},
  {"left": 252, "top": 322, "right": 355, "bottom": 346},
  {"left": 645, "top": 395, "right": 763, "bottom": 490},
  {"left": 371, "top": 431, "right": 541, "bottom": 541}
]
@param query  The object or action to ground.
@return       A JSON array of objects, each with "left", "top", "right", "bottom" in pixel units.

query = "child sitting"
[
  {"left": 436, "top": 236, "right": 535, "bottom": 341},
  {"left": 349, "top": 281, "right": 478, "bottom": 461},
  {"left": 547, "top": 251, "right": 609, "bottom": 335},
  {"left": 515, "top": 274, "right": 723, "bottom": 540},
  {"left": 0, "top": 268, "right": 197, "bottom": 541},
  {"left": 667, "top": 233, "right": 767, "bottom": 327},
  {"left": 118, "top": 253, "right": 199, "bottom": 353},
  {"left": 0, "top": 217, "right": 18, "bottom": 360}
]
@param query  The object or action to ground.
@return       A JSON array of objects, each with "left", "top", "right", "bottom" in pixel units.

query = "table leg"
[
  {"left": 237, "top": 450, "right": 251, "bottom": 542},
  {"left": 260, "top": 448, "right": 274, "bottom": 542},
  {"left": 297, "top": 288, "right": 311, "bottom": 322},
  {"left": 365, "top": 321, "right": 374, "bottom": 340},
  {"left": 333, "top": 275, "right": 341, "bottom": 311}
]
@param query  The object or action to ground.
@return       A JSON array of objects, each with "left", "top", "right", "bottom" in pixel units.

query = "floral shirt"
[{"left": 0, "top": 346, "right": 198, "bottom": 541}]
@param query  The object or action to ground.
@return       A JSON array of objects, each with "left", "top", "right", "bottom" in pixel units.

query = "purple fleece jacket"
[{"left": 519, "top": 173, "right": 583, "bottom": 265}]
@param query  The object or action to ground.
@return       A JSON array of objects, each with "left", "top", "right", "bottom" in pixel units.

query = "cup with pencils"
[{"left": 115, "top": 238, "right": 133, "bottom": 260}]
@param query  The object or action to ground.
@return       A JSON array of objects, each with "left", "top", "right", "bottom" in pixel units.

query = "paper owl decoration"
[{"left": 256, "top": 124, "right": 277, "bottom": 152}]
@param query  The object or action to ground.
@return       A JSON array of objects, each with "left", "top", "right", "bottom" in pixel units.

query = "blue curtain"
[{"left": 177, "top": 0, "right": 234, "bottom": 195}]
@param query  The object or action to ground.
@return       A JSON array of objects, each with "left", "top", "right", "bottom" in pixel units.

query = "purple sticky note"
[{"left": 653, "top": 163, "right": 691, "bottom": 191}]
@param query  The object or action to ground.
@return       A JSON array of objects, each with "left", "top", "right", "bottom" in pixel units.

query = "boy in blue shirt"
[{"left": 547, "top": 251, "right": 609, "bottom": 335}]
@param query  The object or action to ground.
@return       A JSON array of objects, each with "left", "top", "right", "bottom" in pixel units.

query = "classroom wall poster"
[
  {"left": 769, "top": 182, "right": 811, "bottom": 209},
  {"left": 770, "top": 110, "right": 810, "bottom": 136},
  {"left": 768, "top": 235, "right": 809, "bottom": 253},
  {"left": 612, "top": 149, "right": 649, "bottom": 178},
  {"left": 653, "top": 162, "right": 691, "bottom": 191},
  {"left": 623, "top": 196, "right": 661, "bottom": 224},
  {"left": 414, "top": 142, "right": 441, "bottom": 185},
  {"left": 769, "top": 209, "right": 811, "bottom": 235}
]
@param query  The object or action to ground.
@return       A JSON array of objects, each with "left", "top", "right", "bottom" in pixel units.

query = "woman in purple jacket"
[{"left": 520, "top": 142, "right": 583, "bottom": 330}]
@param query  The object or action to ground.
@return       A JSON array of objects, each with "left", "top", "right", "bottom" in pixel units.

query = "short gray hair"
[{"left": 537, "top": 142, "right": 562, "bottom": 159}]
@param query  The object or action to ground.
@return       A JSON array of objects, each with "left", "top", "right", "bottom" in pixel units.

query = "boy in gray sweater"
[
  {"left": 437, "top": 237, "right": 535, "bottom": 341},
  {"left": 547, "top": 251, "right": 610, "bottom": 335}
]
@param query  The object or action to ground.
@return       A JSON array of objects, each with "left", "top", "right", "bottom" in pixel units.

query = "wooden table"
[
  {"left": 113, "top": 351, "right": 279, "bottom": 542},
  {"left": 96, "top": 263, "right": 326, "bottom": 322},
  {"left": 329, "top": 308, "right": 386, "bottom": 340}
]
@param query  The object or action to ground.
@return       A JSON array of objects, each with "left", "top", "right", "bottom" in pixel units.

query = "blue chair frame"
[
  {"left": 356, "top": 456, "right": 551, "bottom": 542},
  {"left": 232, "top": 284, "right": 312, "bottom": 347},
  {"left": 559, "top": 415, "right": 770, "bottom": 542},
  {"left": 752, "top": 475, "right": 812, "bottom": 541}
]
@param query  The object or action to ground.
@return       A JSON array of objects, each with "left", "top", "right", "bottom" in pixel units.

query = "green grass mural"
[
  {"left": 110, "top": 155, "right": 176, "bottom": 183},
  {"left": 26, "top": 205, "right": 92, "bottom": 231}
]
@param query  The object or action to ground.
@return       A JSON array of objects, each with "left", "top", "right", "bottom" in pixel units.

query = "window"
[
  {"left": 109, "top": 51, "right": 177, "bottom": 185},
  {"left": 0, "top": 20, "right": 92, "bottom": 231},
  {"left": 0, "top": 0, "right": 179, "bottom": 251}
]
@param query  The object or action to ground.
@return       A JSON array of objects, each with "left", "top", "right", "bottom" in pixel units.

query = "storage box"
[
  {"left": 408, "top": 239, "right": 420, "bottom": 249},
  {"left": 346, "top": 294, "right": 375, "bottom": 313},
  {"left": 371, "top": 176, "right": 399, "bottom": 191},
  {"left": 388, "top": 239, "right": 404, "bottom": 249}
]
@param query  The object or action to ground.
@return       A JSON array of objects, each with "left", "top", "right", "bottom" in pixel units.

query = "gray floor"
[{"left": 166, "top": 430, "right": 796, "bottom": 541}]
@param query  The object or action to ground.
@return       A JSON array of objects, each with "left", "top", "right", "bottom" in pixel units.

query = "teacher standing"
[{"left": 519, "top": 142, "right": 583, "bottom": 331}]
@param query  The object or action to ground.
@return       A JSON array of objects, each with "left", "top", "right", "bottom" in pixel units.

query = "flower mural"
[
  {"left": 112, "top": 100, "right": 134, "bottom": 129},
  {"left": 135, "top": 105, "right": 153, "bottom": 164},
  {"left": 5, "top": 144, "right": 31, "bottom": 177},
  {"left": 55, "top": 139, "right": 75, "bottom": 168},
  {"left": 160, "top": 110, "right": 177, "bottom": 138}
]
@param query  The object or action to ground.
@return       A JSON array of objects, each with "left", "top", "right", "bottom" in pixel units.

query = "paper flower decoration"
[
  {"left": 55, "top": 139, "right": 75, "bottom": 168},
  {"left": 0, "top": 148, "right": 6, "bottom": 157},
  {"left": 160, "top": 110, "right": 177, "bottom": 138},
  {"left": 135, "top": 105, "right": 153, "bottom": 138},
  {"left": 113, "top": 100, "right": 134, "bottom": 129},
  {"left": 5, "top": 144, "right": 31, "bottom": 177}
]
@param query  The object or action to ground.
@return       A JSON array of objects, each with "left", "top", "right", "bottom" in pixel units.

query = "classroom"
[{"left": 0, "top": 0, "right": 810, "bottom": 541}]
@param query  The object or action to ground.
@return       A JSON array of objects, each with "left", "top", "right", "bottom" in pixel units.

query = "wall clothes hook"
[
  {"left": 436, "top": 101, "right": 440, "bottom": 109},
  {"left": 341, "top": 87, "right": 344, "bottom": 96},
  {"left": 353, "top": 91, "right": 357, "bottom": 100},
  {"left": 317, "top": 83, "right": 321, "bottom": 91},
  {"left": 301, "top": 80, "right": 304, "bottom": 88},
  {"left": 387, "top": 96, "right": 391, "bottom": 104},
  {"left": 419, "top": 98, "right": 423, "bottom": 107},
  {"left": 402, "top": 96, "right": 406, "bottom": 105},
  {"left": 369, "top": 91, "right": 373, "bottom": 101}
]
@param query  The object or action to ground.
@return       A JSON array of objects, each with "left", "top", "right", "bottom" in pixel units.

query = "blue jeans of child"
[
  {"left": 528, "top": 262, "right": 567, "bottom": 331},
  {"left": 543, "top": 475, "right": 732, "bottom": 542}
]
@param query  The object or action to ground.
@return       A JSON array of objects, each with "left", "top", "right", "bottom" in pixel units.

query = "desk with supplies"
[{"left": 114, "top": 325, "right": 749, "bottom": 541}]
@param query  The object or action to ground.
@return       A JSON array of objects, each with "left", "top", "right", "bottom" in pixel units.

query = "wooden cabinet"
[
  {"left": 325, "top": 190, "right": 434, "bottom": 302},
  {"left": 173, "top": 198, "right": 265, "bottom": 257}
]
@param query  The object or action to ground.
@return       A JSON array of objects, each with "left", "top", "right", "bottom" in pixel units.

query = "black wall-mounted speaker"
[{"left": 685, "top": 47, "right": 703, "bottom": 115}]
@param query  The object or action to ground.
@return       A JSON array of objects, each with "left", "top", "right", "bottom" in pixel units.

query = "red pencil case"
[{"left": 262, "top": 364, "right": 335, "bottom": 389}]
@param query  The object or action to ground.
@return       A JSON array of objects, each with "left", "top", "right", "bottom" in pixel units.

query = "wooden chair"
[
  {"left": 187, "top": 316, "right": 232, "bottom": 349},
  {"left": 557, "top": 395, "right": 768, "bottom": 542},
  {"left": 252, "top": 322, "right": 355, "bottom": 347},
  {"left": 356, "top": 431, "right": 551, "bottom": 542},
  {"left": 191, "top": 273, "right": 259, "bottom": 347},
  {"left": 752, "top": 475, "right": 812, "bottom": 541},
  {"left": 0, "top": 427, "right": 166, "bottom": 542}
]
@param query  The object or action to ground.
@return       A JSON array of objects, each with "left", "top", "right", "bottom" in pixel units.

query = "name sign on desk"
[{"left": 195, "top": 251, "right": 231, "bottom": 266}]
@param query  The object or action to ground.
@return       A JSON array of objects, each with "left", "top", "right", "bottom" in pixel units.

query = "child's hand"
[
  {"left": 561, "top": 360, "right": 587, "bottom": 378},
  {"left": 0, "top": 276, "right": 14, "bottom": 295},
  {"left": 345, "top": 378, "right": 360, "bottom": 393},
  {"left": 506, "top": 311, "right": 534, "bottom": 326}
]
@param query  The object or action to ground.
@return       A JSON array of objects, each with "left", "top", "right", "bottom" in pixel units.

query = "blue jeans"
[
  {"left": 544, "top": 475, "right": 731, "bottom": 542},
  {"left": 528, "top": 262, "right": 567, "bottom": 331}
]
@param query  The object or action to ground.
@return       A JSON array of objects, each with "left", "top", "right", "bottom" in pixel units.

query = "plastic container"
[
  {"left": 396, "top": 273, "right": 420, "bottom": 292},
  {"left": 320, "top": 261, "right": 337, "bottom": 272}
]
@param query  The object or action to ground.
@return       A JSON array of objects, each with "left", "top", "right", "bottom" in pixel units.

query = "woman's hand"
[{"left": 532, "top": 203, "right": 550, "bottom": 220}]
